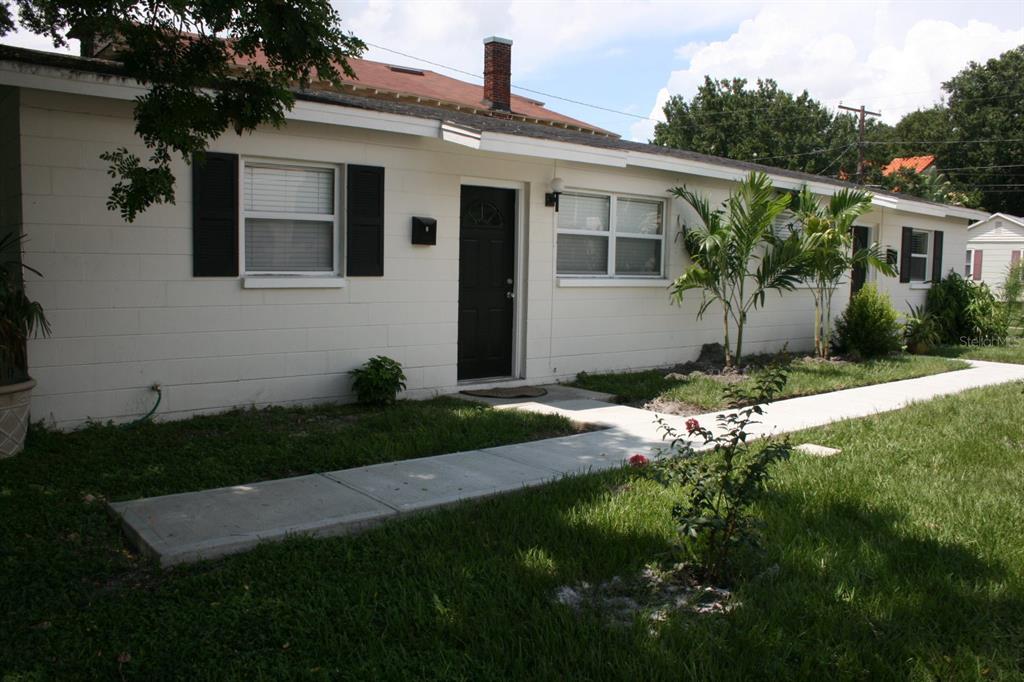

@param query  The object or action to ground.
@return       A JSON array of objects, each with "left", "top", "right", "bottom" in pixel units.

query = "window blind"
[
  {"left": 242, "top": 164, "right": 336, "bottom": 273},
  {"left": 616, "top": 198, "right": 663, "bottom": 235},
  {"left": 558, "top": 194, "right": 610, "bottom": 231},
  {"left": 244, "top": 165, "right": 334, "bottom": 215},
  {"left": 556, "top": 234, "right": 609, "bottom": 274},
  {"left": 245, "top": 219, "right": 333, "bottom": 272}
]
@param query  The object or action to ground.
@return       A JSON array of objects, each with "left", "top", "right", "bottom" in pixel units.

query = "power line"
[
  {"left": 865, "top": 138, "right": 1024, "bottom": 145},
  {"left": 365, "top": 41, "right": 653, "bottom": 122},
  {"left": 362, "top": 40, "right": 1024, "bottom": 156},
  {"left": 939, "top": 163, "right": 1024, "bottom": 171}
]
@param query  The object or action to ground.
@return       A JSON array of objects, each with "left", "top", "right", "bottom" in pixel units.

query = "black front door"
[
  {"left": 458, "top": 186, "right": 516, "bottom": 380},
  {"left": 851, "top": 225, "right": 869, "bottom": 297}
]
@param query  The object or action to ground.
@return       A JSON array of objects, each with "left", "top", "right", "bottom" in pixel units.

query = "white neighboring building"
[{"left": 965, "top": 213, "right": 1024, "bottom": 289}]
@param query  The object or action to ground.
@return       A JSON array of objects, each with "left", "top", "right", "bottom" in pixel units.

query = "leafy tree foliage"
[
  {"left": 878, "top": 169, "right": 981, "bottom": 208},
  {"left": 941, "top": 46, "right": 1024, "bottom": 215},
  {"left": 654, "top": 47, "right": 1023, "bottom": 213},
  {"left": 0, "top": 1, "right": 364, "bottom": 221},
  {"left": 653, "top": 76, "right": 892, "bottom": 177}
]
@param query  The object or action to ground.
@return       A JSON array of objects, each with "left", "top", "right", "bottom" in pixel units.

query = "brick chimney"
[{"left": 483, "top": 36, "right": 512, "bottom": 111}]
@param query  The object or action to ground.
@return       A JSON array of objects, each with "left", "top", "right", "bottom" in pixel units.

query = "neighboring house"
[
  {"left": 965, "top": 213, "right": 1024, "bottom": 288},
  {"left": 0, "top": 38, "right": 989, "bottom": 429},
  {"left": 882, "top": 155, "right": 937, "bottom": 177}
]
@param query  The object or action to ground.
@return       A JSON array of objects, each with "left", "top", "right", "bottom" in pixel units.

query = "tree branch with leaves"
[{"left": 0, "top": 0, "right": 365, "bottom": 221}]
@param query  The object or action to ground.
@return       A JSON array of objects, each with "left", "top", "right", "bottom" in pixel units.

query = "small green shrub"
[
  {"left": 904, "top": 304, "right": 942, "bottom": 355},
  {"left": 926, "top": 272, "right": 1007, "bottom": 344},
  {"left": 833, "top": 285, "right": 902, "bottom": 358},
  {"left": 350, "top": 356, "right": 407, "bottom": 406},
  {"left": 650, "top": 362, "right": 793, "bottom": 582}
]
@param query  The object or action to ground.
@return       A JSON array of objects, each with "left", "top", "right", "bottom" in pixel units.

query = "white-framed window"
[
  {"left": 909, "top": 228, "right": 931, "bottom": 282},
  {"left": 965, "top": 249, "right": 974, "bottom": 278},
  {"left": 240, "top": 159, "right": 340, "bottom": 275},
  {"left": 556, "top": 191, "right": 665, "bottom": 277}
]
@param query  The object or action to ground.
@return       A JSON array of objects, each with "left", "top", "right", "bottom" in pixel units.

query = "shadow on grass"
[
  {"left": 4, "top": 464, "right": 1022, "bottom": 679},
  {"left": 685, "top": 491, "right": 1024, "bottom": 679}
]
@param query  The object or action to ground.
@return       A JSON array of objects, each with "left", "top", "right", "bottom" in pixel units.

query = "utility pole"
[{"left": 838, "top": 103, "right": 881, "bottom": 185}]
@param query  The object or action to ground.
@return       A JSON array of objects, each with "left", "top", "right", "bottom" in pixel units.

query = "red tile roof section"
[
  {"left": 238, "top": 51, "right": 615, "bottom": 137},
  {"left": 882, "top": 155, "right": 936, "bottom": 176}
]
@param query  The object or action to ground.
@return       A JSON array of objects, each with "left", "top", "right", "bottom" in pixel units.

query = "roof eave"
[{"left": 0, "top": 48, "right": 991, "bottom": 223}]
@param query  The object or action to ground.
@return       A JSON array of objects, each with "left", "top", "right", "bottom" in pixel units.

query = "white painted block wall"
[{"left": 13, "top": 87, "right": 970, "bottom": 428}]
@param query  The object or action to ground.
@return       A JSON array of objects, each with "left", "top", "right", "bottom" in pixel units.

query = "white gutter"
[{"left": 0, "top": 57, "right": 991, "bottom": 222}]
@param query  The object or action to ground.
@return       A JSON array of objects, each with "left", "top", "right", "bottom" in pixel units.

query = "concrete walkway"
[{"left": 111, "top": 359, "right": 1024, "bottom": 566}]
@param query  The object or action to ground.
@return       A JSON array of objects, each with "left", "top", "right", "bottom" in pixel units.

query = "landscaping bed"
[
  {"left": 571, "top": 345, "right": 968, "bottom": 414},
  {"left": 2, "top": 381, "right": 1023, "bottom": 677}
]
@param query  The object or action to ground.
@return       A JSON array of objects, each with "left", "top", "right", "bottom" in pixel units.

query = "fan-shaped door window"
[{"left": 464, "top": 200, "right": 504, "bottom": 229}]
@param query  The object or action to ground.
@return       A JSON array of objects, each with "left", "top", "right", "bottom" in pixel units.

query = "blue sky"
[{"left": 4, "top": 1, "right": 1022, "bottom": 140}]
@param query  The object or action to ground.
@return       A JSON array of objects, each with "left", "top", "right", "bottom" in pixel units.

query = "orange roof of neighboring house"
[
  {"left": 882, "top": 155, "right": 936, "bottom": 176},
  {"left": 235, "top": 52, "right": 616, "bottom": 137}
]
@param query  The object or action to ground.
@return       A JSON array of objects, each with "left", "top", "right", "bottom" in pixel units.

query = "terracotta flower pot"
[{"left": 0, "top": 378, "right": 35, "bottom": 458}]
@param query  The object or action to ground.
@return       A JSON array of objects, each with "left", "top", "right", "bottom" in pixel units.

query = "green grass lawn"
[
  {"left": 3, "top": 383, "right": 1024, "bottom": 678},
  {"left": 17, "top": 397, "right": 579, "bottom": 500},
  {"left": 933, "top": 341, "right": 1024, "bottom": 364},
  {"left": 571, "top": 354, "right": 968, "bottom": 410}
]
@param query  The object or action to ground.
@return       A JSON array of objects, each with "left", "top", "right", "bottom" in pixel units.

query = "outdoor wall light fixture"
[{"left": 545, "top": 177, "right": 565, "bottom": 211}]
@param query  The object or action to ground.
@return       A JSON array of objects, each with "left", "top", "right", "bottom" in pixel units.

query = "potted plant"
[{"left": 0, "top": 232, "right": 50, "bottom": 457}]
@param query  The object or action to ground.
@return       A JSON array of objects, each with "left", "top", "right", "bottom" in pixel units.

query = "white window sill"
[
  {"left": 910, "top": 281, "right": 932, "bottom": 290},
  {"left": 557, "top": 277, "right": 670, "bottom": 288},
  {"left": 242, "top": 276, "right": 347, "bottom": 289}
]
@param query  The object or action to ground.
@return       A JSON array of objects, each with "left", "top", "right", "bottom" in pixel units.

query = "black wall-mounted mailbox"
[{"left": 411, "top": 217, "right": 437, "bottom": 245}]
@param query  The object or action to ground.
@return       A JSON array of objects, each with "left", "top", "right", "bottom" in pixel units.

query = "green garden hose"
[{"left": 125, "top": 383, "right": 162, "bottom": 428}]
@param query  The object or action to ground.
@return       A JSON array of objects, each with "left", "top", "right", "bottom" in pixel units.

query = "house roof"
[
  {"left": 78, "top": 35, "right": 616, "bottom": 137},
  {"left": 967, "top": 212, "right": 1024, "bottom": 230},
  {"left": 273, "top": 55, "right": 615, "bottom": 137},
  {"left": 0, "top": 43, "right": 990, "bottom": 222},
  {"left": 882, "top": 155, "right": 936, "bottom": 176},
  {"left": 227, "top": 48, "right": 610, "bottom": 137}
]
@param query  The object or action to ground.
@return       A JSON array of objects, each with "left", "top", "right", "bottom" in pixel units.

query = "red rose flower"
[
  {"left": 685, "top": 418, "right": 701, "bottom": 433},
  {"left": 628, "top": 453, "right": 649, "bottom": 467}
]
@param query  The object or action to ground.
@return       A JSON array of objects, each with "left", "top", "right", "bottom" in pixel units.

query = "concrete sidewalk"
[{"left": 111, "top": 359, "right": 1024, "bottom": 567}]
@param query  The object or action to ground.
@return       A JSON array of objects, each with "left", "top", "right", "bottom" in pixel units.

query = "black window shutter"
[
  {"left": 931, "top": 230, "right": 944, "bottom": 282},
  {"left": 899, "top": 226, "right": 912, "bottom": 283},
  {"left": 346, "top": 165, "right": 385, "bottom": 276},
  {"left": 192, "top": 152, "right": 239, "bottom": 277}
]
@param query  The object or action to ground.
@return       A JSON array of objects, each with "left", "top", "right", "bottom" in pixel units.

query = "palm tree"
[
  {"left": 671, "top": 172, "right": 806, "bottom": 368},
  {"left": 790, "top": 186, "right": 895, "bottom": 358}
]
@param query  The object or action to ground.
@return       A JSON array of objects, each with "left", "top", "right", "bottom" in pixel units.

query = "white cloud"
[
  {"left": 338, "top": 0, "right": 757, "bottom": 77},
  {"left": 630, "top": 3, "right": 1024, "bottom": 140}
]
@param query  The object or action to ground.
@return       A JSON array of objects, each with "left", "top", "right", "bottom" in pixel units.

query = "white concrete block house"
[
  {"left": 0, "top": 38, "right": 989, "bottom": 429},
  {"left": 965, "top": 213, "right": 1024, "bottom": 289}
]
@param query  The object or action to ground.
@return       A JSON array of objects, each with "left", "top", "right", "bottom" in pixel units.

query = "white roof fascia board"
[
  {"left": 0, "top": 58, "right": 145, "bottom": 100},
  {"left": 289, "top": 98, "right": 440, "bottom": 138},
  {"left": 440, "top": 121, "right": 482, "bottom": 149},
  {"left": 0, "top": 59, "right": 442, "bottom": 139},
  {"left": 479, "top": 132, "right": 627, "bottom": 167}
]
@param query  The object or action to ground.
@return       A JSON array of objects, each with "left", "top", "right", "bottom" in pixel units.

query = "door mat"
[{"left": 461, "top": 386, "right": 548, "bottom": 399}]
